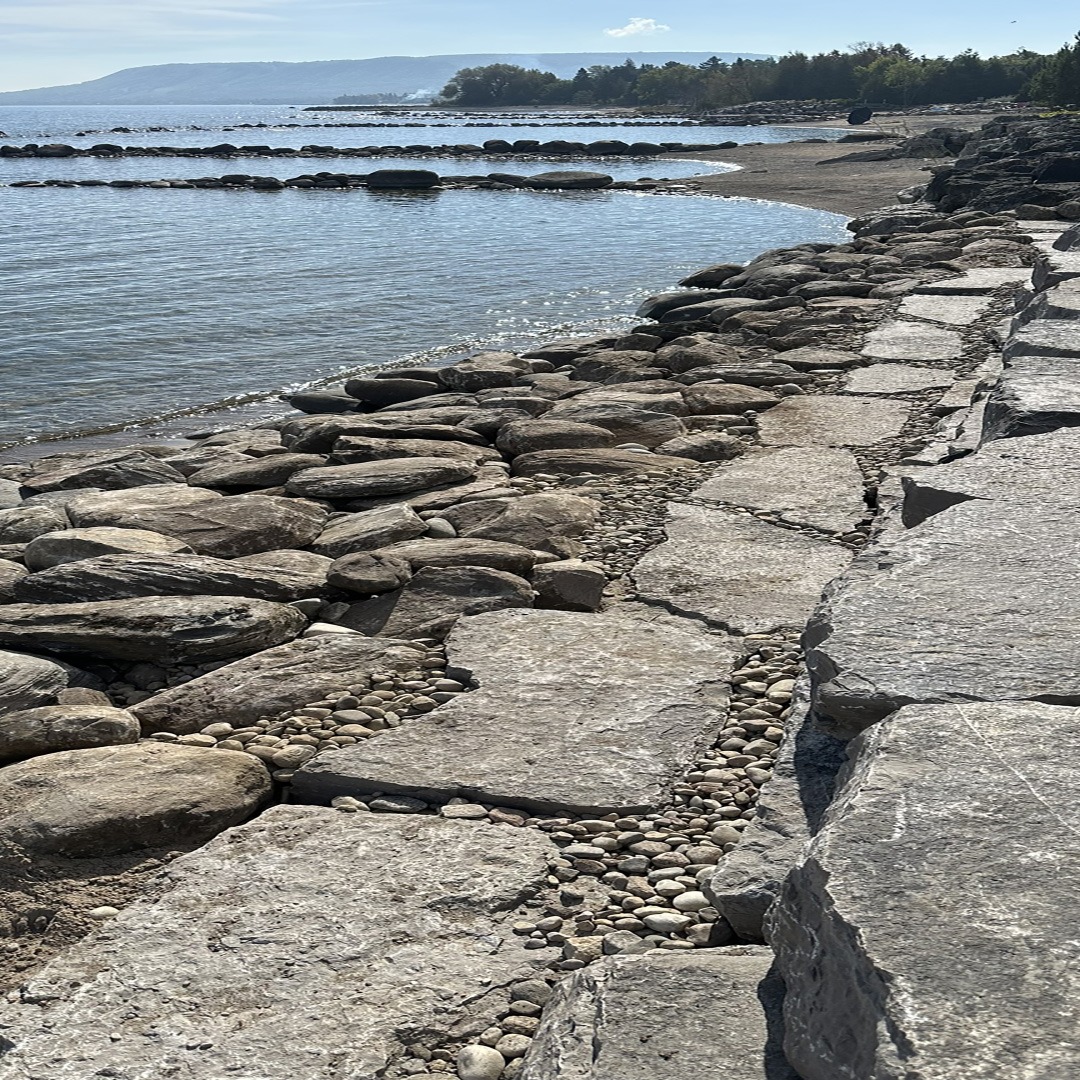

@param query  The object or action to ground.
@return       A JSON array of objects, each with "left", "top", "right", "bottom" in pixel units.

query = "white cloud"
[{"left": 604, "top": 16, "right": 671, "bottom": 38}]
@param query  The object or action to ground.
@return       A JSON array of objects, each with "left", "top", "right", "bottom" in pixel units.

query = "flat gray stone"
[
  {"left": 694, "top": 447, "right": 866, "bottom": 534},
  {"left": 702, "top": 680, "right": 847, "bottom": 943},
  {"left": 843, "top": 363, "right": 953, "bottom": 395},
  {"left": 757, "top": 396, "right": 911, "bottom": 447},
  {"left": 898, "top": 294, "right": 991, "bottom": 325},
  {"left": 770, "top": 702, "right": 1080, "bottom": 1080},
  {"left": 806, "top": 500, "right": 1080, "bottom": 738},
  {"left": 901, "top": 428, "right": 1080, "bottom": 527},
  {"left": 861, "top": 321, "right": 963, "bottom": 361},
  {"left": 913, "top": 267, "right": 1030, "bottom": 295},
  {"left": 0, "top": 810, "right": 553, "bottom": 1079},
  {"left": 0, "top": 649, "right": 70, "bottom": 716},
  {"left": 1015, "top": 278, "right": 1080, "bottom": 324},
  {"left": 293, "top": 607, "right": 731, "bottom": 815},
  {"left": 982, "top": 354, "right": 1080, "bottom": 439},
  {"left": 1003, "top": 318, "right": 1080, "bottom": 361},
  {"left": 519, "top": 948, "right": 798, "bottom": 1080},
  {"left": 286, "top": 458, "right": 478, "bottom": 500},
  {"left": 22, "top": 526, "right": 193, "bottom": 571},
  {"left": 132, "top": 634, "right": 427, "bottom": 734},
  {"left": 632, "top": 506, "right": 852, "bottom": 634}
]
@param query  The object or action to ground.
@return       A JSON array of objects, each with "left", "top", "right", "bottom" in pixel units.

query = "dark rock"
[
  {"left": 286, "top": 458, "right": 477, "bottom": 500},
  {"left": 370, "top": 538, "right": 538, "bottom": 577},
  {"left": 496, "top": 419, "right": 614, "bottom": 457},
  {"left": 365, "top": 169, "right": 440, "bottom": 189},
  {"left": 343, "top": 377, "right": 447, "bottom": 406},
  {"left": 326, "top": 552, "right": 413, "bottom": 595},
  {"left": 187, "top": 453, "right": 327, "bottom": 490},
  {"left": 309, "top": 503, "right": 428, "bottom": 558},
  {"left": 19, "top": 449, "right": 186, "bottom": 492},
  {"left": 525, "top": 171, "right": 613, "bottom": 190}
]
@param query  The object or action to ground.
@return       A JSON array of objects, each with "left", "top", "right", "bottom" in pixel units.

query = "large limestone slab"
[
  {"left": 913, "top": 267, "right": 1031, "bottom": 295},
  {"left": 0, "top": 810, "right": 553, "bottom": 1079},
  {"left": 982, "top": 354, "right": 1080, "bottom": 439},
  {"left": 861, "top": 321, "right": 963, "bottom": 361},
  {"left": 293, "top": 607, "right": 731, "bottom": 815},
  {"left": 132, "top": 634, "right": 427, "bottom": 734},
  {"left": 757, "top": 396, "right": 910, "bottom": 447},
  {"left": 1002, "top": 318, "right": 1080, "bottom": 361},
  {"left": 898, "top": 293, "right": 991, "bottom": 325},
  {"left": 703, "top": 680, "right": 847, "bottom": 942},
  {"left": 843, "top": 363, "right": 953, "bottom": 395},
  {"left": 519, "top": 948, "right": 798, "bottom": 1080},
  {"left": 806, "top": 500, "right": 1080, "bottom": 738},
  {"left": 770, "top": 702, "right": 1080, "bottom": 1080},
  {"left": 632, "top": 506, "right": 852, "bottom": 634},
  {"left": 694, "top": 447, "right": 866, "bottom": 534},
  {"left": 901, "top": 427, "right": 1080, "bottom": 527}
]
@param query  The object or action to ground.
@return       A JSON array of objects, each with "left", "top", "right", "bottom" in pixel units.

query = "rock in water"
[
  {"left": 132, "top": 634, "right": 428, "bottom": 734},
  {"left": 770, "top": 702, "right": 1080, "bottom": 1080},
  {"left": 0, "top": 596, "right": 306, "bottom": 663},
  {"left": 526, "top": 171, "right": 613, "bottom": 190},
  {"left": 0, "top": 811, "right": 551, "bottom": 1078},
  {"left": 365, "top": 169, "right": 440, "bottom": 189},
  {"left": 0, "top": 743, "right": 271, "bottom": 856}
]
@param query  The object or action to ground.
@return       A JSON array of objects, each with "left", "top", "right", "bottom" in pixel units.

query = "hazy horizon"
[{"left": 0, "top": 0, "right": 1074, "bottom": 93}]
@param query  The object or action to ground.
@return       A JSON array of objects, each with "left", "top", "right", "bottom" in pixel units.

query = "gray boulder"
[
  {"left": 286, "top": 458, "right": 477, "bottom": 500},
  {"left": 770, "top": 702, "right": 1080, "bottom": 1080},
  {"left": 0, "top": 596, "right": 306, "bottom": 663},
  {"left": 230, "top": 549, "right": 332, "bottom": 596},
  {"left": 330, "top": 436, "right": 496, "bottom": 466},
  {"left": 654, "top": 432, "right": 744, "bottom": 462},
  {"left": 327, "top": 552, "right": 413, "bottom": 595},
  {"left": 366, "top": 537, "right": 538, "bottom": 576},
  {"left": 532, "top": 559, "right": 607, "bottom": 611},
  {"left": 65, "top": 488, "right": 325, "bottom": 557},
  {"left": 512, "top": 448, "right": 690, "bottom": 476},
  {"left": 526, "top": 171, "right": 613, "bottom": 190},
  {"left": 0, "top": 504, "right": 70, "bottom": 543},
  {"left": 635, "top": 290, "right": 732, "bottom": 321},
  {"left": 0, "top": 558, "right": 28, "bottom": 601},
  {"left": 0, "top": 743, "right": 271, "bottom": 856},
  {"left": 365, "top": 168, "right": 440, "bottom": 189},
  {"left": 309, "top": 503, "right": 428, "bottom": 558},
  {"left": 23, "top": 525, "right": 193, "bottom": 571},
  {"left": 337, "top": 565, "right": 534, "bottom": 640},
  {"left": 131, "top": 634, "right": 428, "bottom": 734},
  {"left": 186, "top": 453, "right": 327, "bottom": 489},
  {"left": 656, "top": 338, "right": 742, "bottom": 373},
  {"left": 495, "top": 419, "right": 614, "bottom": 457},
  {"left": 19, "top": 448, "right": 186, "bottom": 492},
  {"left": 440, "top": 492, "right": 599, "bottom": 555},
  {"left": 343, "top": 377, "right": 447, "bottom": 406},
  {"left": 441, "top": 352, "right": 531, "bottom": 392},
  {"left": 682, "top": 382, "right": 781, "bottom": 414},
  {"left": 13, "top": 552, "right": 326, "bottom": 604},
  {"left": 545, "top": 402, "right": 686, "bottom": 446},
  {"left": 0, "top": 478, "right": 23, "bottom": 509},
  {"left": 0, "top": 704, "right": 140, "bottom": 763},
  {"left": 0, "top": 649, "right": 70, "bottom": 715}
]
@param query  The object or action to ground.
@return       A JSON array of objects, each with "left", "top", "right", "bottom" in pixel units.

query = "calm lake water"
[{"left": 0, "top": 106, "right": 849, "bottom": 448}]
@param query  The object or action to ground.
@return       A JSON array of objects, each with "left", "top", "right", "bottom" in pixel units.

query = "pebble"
[
  {"left": 369, "top": 795, "right": 428, "bottom": 814},
  {"left": 88, "top": 906, "right": 120, "bottom": 920},
  {"left": 456, "top": 1045, "right": 506, "bottom": 1080},
  {"left": 494, "top": 1034, "right": 533, "bottom": 1060}
]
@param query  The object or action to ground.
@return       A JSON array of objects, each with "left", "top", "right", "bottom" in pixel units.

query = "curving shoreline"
[{"left": 2, "top": 112, "right": 1079, "bottom": 1077}]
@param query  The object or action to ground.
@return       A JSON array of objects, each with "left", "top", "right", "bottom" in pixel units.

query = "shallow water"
[{"left": 0, "top": 107, "right": 850, "bottom": 449}]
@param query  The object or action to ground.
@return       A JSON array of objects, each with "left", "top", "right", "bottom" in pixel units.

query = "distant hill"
[{"left": 0, "top": 53, "right": 771, "bottom": 107}]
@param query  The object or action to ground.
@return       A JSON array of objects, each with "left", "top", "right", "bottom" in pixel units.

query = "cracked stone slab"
[
  {"left": 756, "top": 396, "right": 911, "bottom": 447},
  {"left": 519, "top": 947, "right": 799, "bottom": 1080},
  {"left": 843, "top": 363, "right": 954, "bottom": 395},
  {"left": 293, "top": 606, "right": 732, "bottom": 815},
  {"left": 0, "top": 809, "right": 553, "bottom": 1080},
  {"left": 693, "top": 447, "right": 867, "bottom": 534},
  {"left": 982, "top": 354, "right": 1080, "bottom": 439},
  {"left": 901, "top": 428, "right": 1080, "bottom": 527},
  {"left": 632, "top": 505, "right": 852, "bottom": 635},
  {"left": 770, "top": 702, "right": 1080, "bottom": 1080},
  {"left": 805, "top": 500, "right": 1080, "bottom": 739},
  {"left": 898, "top": 294, "right": 992, "bottom": 325},
  {"left": 861, "top": 321, "right": 963, "bottom": 361},
  {"left": 913, "top": 267, "right": 1031, "bottom": 295}
]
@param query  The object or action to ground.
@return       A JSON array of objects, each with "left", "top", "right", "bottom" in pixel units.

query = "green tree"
[
  {"left": 1029, "top": 33, "right": 1080, "bottom": 105},
  {"left": 438, "top": 64, "right": 559, "bottom": 106}
]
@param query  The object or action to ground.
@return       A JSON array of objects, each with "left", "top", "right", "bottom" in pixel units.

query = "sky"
[{"left": 0, "top": 0, "right": 1075, "bottom": 92}]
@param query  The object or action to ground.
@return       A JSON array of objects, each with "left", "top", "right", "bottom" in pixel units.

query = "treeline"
[{"left": 437, "top": 38, "right": 1080, "bottom": 109}]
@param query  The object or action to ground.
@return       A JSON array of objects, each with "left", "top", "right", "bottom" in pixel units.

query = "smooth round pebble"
[{"left": 456, "top": 1044, "right": 506, "bottom": 1080}]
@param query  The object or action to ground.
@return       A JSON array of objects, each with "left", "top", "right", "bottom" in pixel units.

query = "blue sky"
[{"left": 0, "top": 0, "right": 1074, "bottom": 91}]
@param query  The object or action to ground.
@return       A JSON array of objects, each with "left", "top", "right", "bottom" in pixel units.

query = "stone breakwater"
[{"left": 0, "top": 128, "right": 1078, "bottom": 1076}]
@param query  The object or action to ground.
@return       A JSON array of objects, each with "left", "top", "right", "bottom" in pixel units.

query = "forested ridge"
[{"left": 438, "top": 36, "right": 1080, "bottom": 109}]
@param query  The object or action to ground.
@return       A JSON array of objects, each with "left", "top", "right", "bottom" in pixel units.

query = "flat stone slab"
[
  {"left": 913, "top": 267, "right": 1031, "bottom": 295},
  {"left": 901, "top": 428, "right": 1080, "bottom": 526},
  {"left": 756, "top": 396, "right": 911, "bottom": 447},
  {"left": 843, "top": 363, "right": 954, "bottom": 395},
  {"left": 293, "top": 606, "right": 731, "bottom": 815},
  {"left": 1033, "top": 248, "right": 1080, "bottom": 289},
  {"left": 0, "top": 809, "right": 553, "bottom": 1079},
  {"left": 982, "top": 354, "right": 1080, "bottom": 439},
  {"left": 898, "top": 294, "right": 991, "bottom": 325},
  {"left": 520, "top": 948, "right": 798, "bottom": 1080},
  {"left": 694, "top": 447, "right": 867, "bottom": 534},
  {"left": 861, "top": 321, "right": 963, "bottom": 361},
  {"left": 770, "top": 702, "right": 1080, "bottom": 1080},
  {"left": 632, "top": 505, "right": 852, "bottom": 634},
  {"left": 806, "top": 500, "right": 1080, "bottom": 739},
  {"left": 1002, "top": 318, "right": 1080, "bottom": 361}
]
